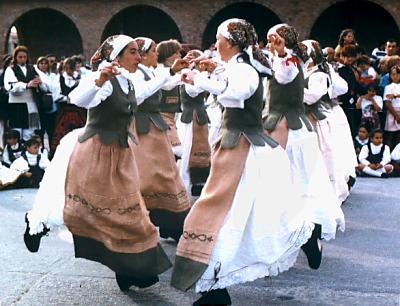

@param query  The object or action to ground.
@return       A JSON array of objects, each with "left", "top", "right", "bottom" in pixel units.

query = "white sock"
[{"left": 363, "top": 167, "right": 381, "bottom": 177}]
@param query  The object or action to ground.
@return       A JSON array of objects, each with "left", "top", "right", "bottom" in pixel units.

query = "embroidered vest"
[
  {"left": 78, "top": 78, "right": 137, "bottom": 148},
  {"left": 159, "top": 68, "right": 181, "bottom": 113}
]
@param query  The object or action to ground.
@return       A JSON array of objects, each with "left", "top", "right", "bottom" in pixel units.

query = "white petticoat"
[
  {"left": 328, "top": 105, "right": 358, "bottom": 179},
  {"left": 26, "top": 128, "right": 83, "bottom": 235},
  {"left": 194, "top": 144, "right": 314, "bottom": 292},
  {"left": 285, "top": 122, "right": 345, "bottom": 240}
]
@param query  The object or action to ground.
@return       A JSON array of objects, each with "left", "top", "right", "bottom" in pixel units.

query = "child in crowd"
[
  {"left": 1, "top": 129, "right": 24, "bottom": 167},
  {"left": 357, "top": 129, "right": 393, "bottom": 178},
  {"left": 356, "top": 85, "right": 383, "bottom": 130},
  {"left": 10, "top": 137, "right": 50, "bottom": 188},
  {"left": 356, "top": 55, "right": 377, "bottom": 94},
  {"left": 30, "top": 134, "right": 49, "bottom": 159},
  {"left": 383, "top": 65, "right": 400, "bottom": 150},
  {"left": 354, "top": 123, "right": 371, "bottom": 160}
]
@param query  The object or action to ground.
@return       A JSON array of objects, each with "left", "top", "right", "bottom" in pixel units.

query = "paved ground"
[{"left": 0, "top": 176, "right": 399, "bottom": 306}]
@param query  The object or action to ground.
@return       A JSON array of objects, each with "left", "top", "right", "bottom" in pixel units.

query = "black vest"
[
  {"left": 135, "top": 66, "right": 168, "bottom": 134},
  {"left": 6, "top": 141, "right": 24, "bottom": 163},
  {"left": 367, "top": 142, "right": 385, "bottom": 164},
  {"left": 60, "top": 74, "right": 79, "bottom": 96},
  {"left": 11, "top": 64, "right": 40, "bottom": 103},
  {"left": 179, "top": 85, "right": 208, "bottom": 125},
  {"left": 219, "top": 63, "right": 278, "bottom": 149},
  {"left": 78, "top": 78, "right": 137, "bottom": 148},
  {"left": 264, "top": 65, "right": 313, "bottom": 132}
]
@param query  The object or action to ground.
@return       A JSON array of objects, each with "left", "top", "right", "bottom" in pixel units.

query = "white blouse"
[
  {"left": 192, "top": 53, "right": 259, "bottom": 109},
  {"left": 383, "top": 83, "right": 400, "bottom": 107},
  {"left": 303, "top": 68, "right": 329, "bottom": 105}
]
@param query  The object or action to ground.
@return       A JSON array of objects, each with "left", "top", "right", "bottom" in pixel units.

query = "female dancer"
[
  {"left": 171, "top": 18, "right": 315, "bottom": 306},
  {"left": 24, "top": 35, "right": 173, "bottom": 291},
  {"left": 263, "top": 24, "right": 345, "bottom": 266},
  {"left": 131, "top": 36, "right": 190, "bottom": 242}
]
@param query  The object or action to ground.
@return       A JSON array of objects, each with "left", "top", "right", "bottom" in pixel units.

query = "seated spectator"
[
  {"left": 1, "top": 129, "right": 24, "bottom": 167},
  {"left": 357, "top": 129, "right": 393, "bottom": 178},
  {"left": 354, "top": 123, "right": 371, "bottom": 160},
  {"left": 10, "top": 137, "right": 50, "bottom": 188},
  {"left": 356, "top": 84, "right": 383, "bottom": 130}
]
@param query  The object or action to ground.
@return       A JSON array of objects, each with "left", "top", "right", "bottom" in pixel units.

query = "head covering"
[
  {"left": 90, "top": 34, "right": 134, "bottom": 71},
  {"left": 302, "top": 39, "right": 330, "bottom": 74},
  {"left": 135, "top": 37, "right": 154, "bottom": 55},
  {"left": 268, "top": 23, "right": 309, "bottom": 64},
  {"left": 217, "top": 18, "right": 272, "bottom": 76}
]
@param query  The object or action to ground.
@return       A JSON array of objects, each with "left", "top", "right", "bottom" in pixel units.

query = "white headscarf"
[
  {"left": 90, "top": 34, "right": 135, "bottom": 71},
  {"left": 135, "top": 37, "right": 154, "bottom": 55},
  {"left": 217, "top": 18, "right": 272, "bottom": 76}
]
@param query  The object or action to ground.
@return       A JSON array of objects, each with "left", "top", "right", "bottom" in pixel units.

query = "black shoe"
[
  {"left": 380, "top": 173, "right": 389, "bottom": 179},
  {"left": 23, "top": 213, "right": 49, "bottom": 253},
  {"left": 347, "top": 176, "right": 356, "bottom": 190},
  {"left": 301, "top": 224, "right": 322, "bottom": 270},
  {"left": 115, "top": 273, "right": 159, "bottom": 291},
  {"left": 193, "top": 288, "right": 232, "bottom": 306},
  {"left": 159, "top": 228, "right": 182, "bottom": 243}
]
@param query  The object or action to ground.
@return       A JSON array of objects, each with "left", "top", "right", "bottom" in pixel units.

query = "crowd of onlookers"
[{"left": 0, "top": 47, "right": 90, "bottom": 189}]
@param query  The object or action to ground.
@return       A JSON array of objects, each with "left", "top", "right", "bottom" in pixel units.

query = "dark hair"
[
  {"left": 11, "top": 45, "right": 30, "bottom": 65},
  {"left": 369, "top": 128, "right": 384, "bottom": 139},
  {"left": 156, "top": 39, "right": 181, "bottom": 64},
  {"left": 338, "top": 29, "right": 357, "bottom": 48},
  {"left": 341, "top": 44, "right": 358, "bottom": 58},
  {"left": 387, "top": 38, "right": 398, "bottom": 46},
  {"left": 358, "top": 123, "right": 371, "bottom": 134},
  {"left": 25, "top": 137, "right": 40, "bottom": 148},
  {"left": 5, "top": 129, "right": 20, "bottom": 140},
  {"left": 356, "top": 55, "right": 371, "bottom": 66},
  {"left": 36, "top": 56, "right": 50, "bottom": 73}
]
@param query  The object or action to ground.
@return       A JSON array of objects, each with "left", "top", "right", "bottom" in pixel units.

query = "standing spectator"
[
  {"left": 356, "top": 84, "right": 383, "bottom": 130},
  {"left": 383, "top": 65, "right": 400, "bottom": 150},
  {"left": 45, "top": 54, "right": 58, "bottom": 78},
  {"left": 50, "top": 57, "right": 86, "bottom": 156},
  {"left": 338, "top": 44, "right": 363, "bottom": 137},
  {"left": 4, "top": 46, "right": 47, "bottom": 141},
  {"left": 371, "top": 38, "right": 387, "bottom": 62},
  {"left": 334, "top": 29, "right": 357, "bottom": 63},
  {"left": 203, "top": 42, "right": 217, "bottom": 59},
  {"left": 356, "top": 55, "right": 377, "bottom": 94},
  {"left": 0, "top": 55, "right": 12, "bottom": 149},
  {"left": 385, "top": 38, "right": 399, "bottom": 57},
  {"left": 35, "top": 56, "right": 56, "bottom": 152},
  {"left": 357, "top": 129, "right": 393, "bottom": 178}
]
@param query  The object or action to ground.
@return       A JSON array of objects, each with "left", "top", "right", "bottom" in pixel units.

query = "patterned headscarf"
[
  {"left": 135, "top": 37, "right": 154, "bottom": 56},
  {"left": 268, "top": 24, "right": 309, "bottom": 64},
  {"left": 217, "top": 18, "right": 272, "bottom": 76},
  {"left": 90, "top": 34, "right": 135, "bottom": 71},
  {"left": 302, "top": 39, "right": 330, "bottom": 74}
]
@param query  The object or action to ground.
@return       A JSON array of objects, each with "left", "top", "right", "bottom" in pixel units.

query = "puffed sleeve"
[
  {"left": 131, "top": 69, "right": 168, "bottom": 104},
  {"left": 304, "top": 71, "right": 328, "bottom": 105},
  {"left": 272, "top": 54, "right": 299, "bottom": 84},
  {"left": 194, "top": 62, "right": 259, "bottom": 108},
  {"left": 68, "top": 71, "right": 113, "bottom": 109}
]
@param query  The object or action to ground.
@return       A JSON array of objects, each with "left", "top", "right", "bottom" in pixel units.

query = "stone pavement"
[{"left": 0, "top": 177, "right": 399, "bottom": 305}]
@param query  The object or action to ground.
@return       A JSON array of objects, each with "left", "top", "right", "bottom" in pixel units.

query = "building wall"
[{"left": 0, "top": 0, "right": 399, "bottom": 62}]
